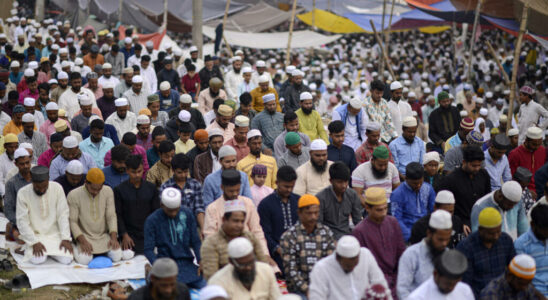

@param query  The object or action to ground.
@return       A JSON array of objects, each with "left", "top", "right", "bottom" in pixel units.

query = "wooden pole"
[
  {"left": 192, "top": 0, "right": 203, "bottom": 57},
  {"left": 222, "top": 0, "right": 234, "bottom": 57},
  {"left": 507, "top": 1, "right": 529, "bottom": 134},
  {"left": 386, "top": 0, "right": 396, "bottom": 52},
  {"left": 379, "top": 0, "right": 387, "bottom": 79},
  {"left": 312, "top": 0, "right": 316, "bottom": 28},
  {"left": 467, "top": 0, "right": 483, "bottom": 82},
  {"left": 486, "top": 41, "right": 511, "bottom": 85},
  {"left": 370, "top": 20, "right": 396, "bottom": 80},
  {"left": 286, "top": 0, "right": 298, "bottom": 66},
  {"left": 163, "top": 0, "right": 168, "bottom": 31}
]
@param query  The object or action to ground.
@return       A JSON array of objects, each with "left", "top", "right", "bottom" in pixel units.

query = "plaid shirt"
[
  {"left": 355, "top": 140, "right": 394, "bottom": 165},
  {"left": 364, "top": 97, "right": 397, "bottom": 143},
  {"left": 280, "top": 222, "right": 335, "bottom": 294},
  {"left": 159, "top": 177, "right": 205, "bottom": 216},
  {"left": 479, "top": 274, "right": 543, "bottom": 299}
]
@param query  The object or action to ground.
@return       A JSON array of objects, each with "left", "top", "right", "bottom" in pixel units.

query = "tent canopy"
[{"left": 297, "top": 9, "right": 366, "bottom": 33}]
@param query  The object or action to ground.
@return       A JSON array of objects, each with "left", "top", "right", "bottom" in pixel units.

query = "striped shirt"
[{"left": 352, "top": 161, "right": 400, "bottom": 198}]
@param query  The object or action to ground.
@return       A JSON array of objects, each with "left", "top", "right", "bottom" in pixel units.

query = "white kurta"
[
  {"left": 16, "top": 182, "right": 72, "bottom": 262},
  {"left": 517, "top": 100, "right": 548, "bottom": 144},
  {"left": 224, "top": 70, "right": 244, "bottom": 99},
  {"left": 0, "top": 153, "right": 15, "bottom": 196},
  {"left": 58, "top": 87, "right": 97, "bottom": 121},
  {"left": 388, "top": 99, "right": 413, "bottom": 135},
  {"left": 98, "top": 76, "right": 120, "bottom": 88},
  {"left": 294, "top": 161, "right": 334, "bottom": 196},
  {"left": 309, "top": 248, "right": 388, "bottom": 300},
  {"left": 407, "top": 277, "right": 474, "bottom": 300},
  {"left": 105, "top": 111, "right": 137, "bottom": 140}
]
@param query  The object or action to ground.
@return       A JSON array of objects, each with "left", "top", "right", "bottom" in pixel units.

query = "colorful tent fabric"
[
  {"left": 297, "top": 9, "right": 367, "bottom": 34},
  {"left": 405, "top": 0, "right": 491, "bottom": 25}
]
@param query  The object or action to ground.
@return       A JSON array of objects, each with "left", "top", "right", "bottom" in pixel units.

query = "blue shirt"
[
  {"left": 202, "top": 169, "right": 252, "bottom": 206},
  {"left": 456, "top": 231, "right": 516, "bottom": 297},
  {"left": 144, "top": 207, "right": 202, "bottom": 284},
  {"left": 79, "top": 137, "right": 114, "bottom": 169},
  {"left": 102, "top": 165, "right": 129, "bottom": 189},
  {"left": 81, "top": 124, "right": 120, "bottom": 145},
  {"left": 49, "top": 152, "right": 97, "bottom": 179},
  {"left": 515, "top": 229, "right": 548, "bottom": 297},
  {"left": 484, "top": 150, "right": 512, "bottom": 192},
  {"left": 156, "top": 89, "right": 180, "bottom": 111},
  {"left": 397, "top": 240, "right": 438, "bottom": 299},
  {"left": 160, "top": 177, "right": 205, "bottom": 216},
  {"left": 389, "top": 136, "right": 425, "bottom": 175},
  {"left": 390, "top": 181, "right": 435, "bottom": 241},
  {"left": 147, "top": 147, "right": 160, "bottom": 168},
  {"left": 327, "top": 144, "right": 358, "bottom": 172}
]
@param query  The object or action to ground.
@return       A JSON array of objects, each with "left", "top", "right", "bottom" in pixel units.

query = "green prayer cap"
[
  {"left": 147, "top": 94, "right": 159, "bottom": 103},
  {"left": 285, "top": 132, "right": 301, "bottom": 146},
  {"left": 372, "top": 145, "right": 389, "bottom": 159},
  {"left": 225, "top": 99, "right": 237, "bottom": 110},
  {"left": 438, "top": 91, "right": 449, "bottom": 101}
]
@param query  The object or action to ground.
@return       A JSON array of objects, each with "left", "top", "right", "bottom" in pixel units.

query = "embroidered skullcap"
[
  {"left": 262, "top": 93, "right": 276, "bottom": 103},
  {"left": 366, "top": 122, "right": 381, "bottom": 131},
  {"left": 364, "top": 284, "right": 391, "bottom": 300},
  {"left": 224, "top": 199, "right": 246, "bottom": 213},
  {"left": 460, "top": 117, "right": 474, "bottom": 130},
  {"left": 437, "top": 91, "right": 449, "bottom": 100},
  {"left": 508, "top": 128, "right": 519, "bottom": 137},
  {"left": 527, "top": 127, "right": 543, "bottom": 140},
  {"left": 509, "top": 254, "right": 536, "bottom": 280},
  {"left": 161, "top": 187, "right": 181, "bottom": 209},
  {"left": 217, "top": 104, "right": 233, "bottom": 117},
  {"left": 365, "top": 187, "right": 387, "bottom": 205},
  {"left": 136, "top": 115, "right": 150, "bottom": 125},
  {"left": 252, "top": 164, "right": 267, "bottom": 176},
  {"left": 13, "top": 105, "right": 25, "bottom": 113},
  {"left": 235, "top": 115, "right": 249, "bottom": 127},
  {"left": 466, "top": 130, "right": 484, "bottom": 146},
  {"left": 520, "top": 85, "right": 534, "bottom": 95},
  {"left": 402, "top": 116, "right": 417, "bottom": 127},
  {"left": 218, "top": 145, "right": 237, "bottom": 159},
  {"left": 423, "top": 151, "right": 440, "bottom": 165},
  {"left": 54, "top": 119, "right": 68, "bottom": 132},
  {"left": 78, "top": 92, "right": 92, "bottom": 106}
]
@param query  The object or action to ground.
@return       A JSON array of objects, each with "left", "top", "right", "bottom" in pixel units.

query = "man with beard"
[
  {"left": 484, "top": 135, "right": 512, "bottom": 191},
  {"left": 251, "top": 94, "right": 284, "bottom": 151},
  {"left": 193, "top": 129, "right": 224, "bottom": 183},
  {"left": 58, "top": 72, "right": 97, "bottom": 121},
  {"left": 16, "top": 166, "right": 73, "bottom": 265},
  {"left": 471, "top": 181, "right": 528, "bottom": 240},
  {"left": 517, "top": 85, "right": 548, "bottom": 145},
  {"left": 157, "top": 81, "right": 180, "bottom": 112},
  {"left": 79, "top": 119, "right": 114, "bottom": 168},
  {"left": 444, "top": 117, "right": 475, "bottom": 153},
  {"left": 273, "top": 111, "right": 310, "bottom": 160},
  {"left": 365, "top": 80, "right": 397, "bottom": 144},
  {"left": 209, "top": 237, "right": 281, "bottom": 299},
  {"left": 0, "top": 134, "right": 19, "bottom": 197},
  {"left": 206, "top": 104, "right": 235, "bottom": 142},
  {"left": 70, "top": 93, "right": 99, "bottom": 134},
  {"left": 457, "top": 207, "right": 516, "bottom": 297},
  {"left": 50, "top": 136, "right": 96, "bottom": 179},
  {"left": 397, "top": 210, "right": 453, "bottom": 299},
  {"left": 296, "top": 92, "right": 329, "bottom": 143},
  {"left": 327, "top": 120, "right": 357, "bottom": 172},
  {"left": 22, "top": 97, "right": 44, "bottom": 130},
  {"left": 224, "top": 56, "right": 244, "bottom": 100},
  {"left": 408, "top": 250, "right": 473, "bottom": 299},
  {"left": 98, "top": 63, "right": 120, "bottom": 88},
  {"left": 509, "top": 127, "right": 546, "bottom": 192},
  {"left": 17, "top": 113, "right": 46, "bottom": 162},
  {"left": 96, "top": 82, "right": 117, "bottom": 120},
  {"left": 353, "top": 187, "right": 406, "bottom": 298},
  {"left": 115, "top": 155, "right": 159, "bottom": 255},
  {"left": 123, "top": 75, "right": 147, "bottom": 114},
  {"left": 443, "top": 130, "right": 485, "bottom": 174},
  {"left": 106, "top": 98, "right": 137, "bottom": 140},
  {"left": 428, "top": 91, "right": 461, "bottom": 153},
  {"left": 355, "top": 122, "right": 393, "bottom": 164},
  {"left": 83, "top": 72, "right": 103, "bottom": 100},
  {"left": 105, "top": 46, "right": 125, "bottom": 78},
  {"left": 237, "top": 130, "right": 277, "bottom": 189},
  {"left": 250, "top": 74, "right": 281, "bottom": 113},
  {"left": 389, "top": 116, "right": 425, "bottom": 177},
  {"left": 294, "top": 139, "right": 333, "bottom": 195},
  {"left": 114, "top": 68, "right": 134, "bottom": 98},
  {"left": 277, "top": 132, "right": 310, "bottom": 170},
  {"left": 128, "top": 258, "right": 191, "bottom": 300},
  {"left": 197, "top": 77, "right": 227, "bottom": 114},
  {"left": 3, "top": 104, "right": 26, "bottom": 136},
  {"left": 388, "top": 81, "right": 413, "bottom": 136},
  {"left": 332, "top": 97, "right": 368, "bottom": 151},
  {"left": 251, "top": 60, "right": 273, "bottom": 88},
  {"left": 352, "top": 145, "right": 400, "bottom": 205},
  {"left": 224, "top": 115, "right": 249, "bottom": 162},
  {"left": 4, "top": 148, "right": 32, "bottom": 244},
  {"left": 157, "top": 58, "right": 181, "bottom": 93},
  {"left": 437, "top": 146, "right": 495, "bottom": 225},
  {"left": 144, "top": 188, "right": 205, "bottom": 289},
  {"left": 283, "top": 69, "right": 310, "bottom": 113},
  {"left": 198, "top": 55, "right": 224, "bottom": 91},
  {"left": 309, "top": 235, "right": 388, "bottom": 300},
  {"left": 168, "top": 94, "right": 205, "bottom": 129},
  {"left": 103, "top": 144, "right": 130, "bottom": 188}
]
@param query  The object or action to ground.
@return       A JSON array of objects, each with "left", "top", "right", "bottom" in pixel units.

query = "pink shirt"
[
  {"left": 104, "top": 144, "right": 150, "bottom": 175},
  {"left": 250, "top": 184, "right": 274, "bottom": 206},
  {"left": 37, "top": 149, "right": 57, "bottom": 168},
  {"left": 39, "top": 119, "right": 72, "bottom": 143}
]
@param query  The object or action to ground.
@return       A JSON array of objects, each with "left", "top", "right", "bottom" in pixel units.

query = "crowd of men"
[{"left": 1, "top": 5, "right": 548, "bottom": 300}]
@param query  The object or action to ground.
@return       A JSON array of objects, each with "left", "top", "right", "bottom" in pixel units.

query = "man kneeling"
[{"left": 68, "top": 168, "right": 134, "bottom": 264}]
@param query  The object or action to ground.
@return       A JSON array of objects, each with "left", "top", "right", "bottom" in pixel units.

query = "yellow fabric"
[
  {"left": 3, "top": 121, "right": 24, "bottom": 136},
  {"left": 418, "top": 26, "right": 451, "bottom": 34},
  {"left": 295, "top": 109, "right": 329, "bottom": 144},
  {"left": 297, "top": 9, "right": 366, "bottom": 34},
  {"left": 86, "top": 168, "right": 105, "bottom": 184},
  {"left": 250, "top": 87, "right": 281, "bottom": 113},
  {"left": 237, "top": 153, "right": 277, "bottom": 189},
  {"left": 478, "top": 207, "right": 502, "bottom": 228},
  {"left": 365, "top": 187, "right": 387, "bottom": 205},
  {"left": 4, "top": 133, "right": 18, "bottom": 144},
  {"left": 175, "top": 139, "right": 195, "bottom": 154},
  {"left": 298, "top": 194, "right": 320, "bottom": 208}
]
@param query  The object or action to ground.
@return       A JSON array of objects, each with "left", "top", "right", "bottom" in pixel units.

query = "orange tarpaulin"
[{"left": 118, "top": 25, "right": 166, "bottom": 50}]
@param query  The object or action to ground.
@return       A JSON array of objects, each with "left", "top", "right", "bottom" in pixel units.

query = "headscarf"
[{"left": 474, "top": 117, "right": 490, "bottom": 141}]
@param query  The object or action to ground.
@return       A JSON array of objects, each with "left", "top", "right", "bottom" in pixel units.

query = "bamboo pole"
[
  {"left": 506, "top": 1, "right": 529, "bottom": 134},
  {"left": 370, "top": 20, "right": 396, "bottom": 80},
  {"left": 192, "top": 0, "right": 203, "bottom": 57},
  {"left": 486, "top": 41, "right": 511, "bottom": 85},
  {"left": 467, "top": 0, "right": 483, "bottom": 82},
  {"left": 222, "top": 0, "right": 234, "bottom": 57},
  {"left": 286, "top": 0, "right": 298, "bottom": 66},
  {"left": 312, "top": 0, "right": 316, "bottom": 28},
  {"left": 379, "top": 0, "right": 388, "bottom": 79},
  {"left": 385, "top": 0, "right": 396, "bottom": 51},
  {"left": 163, "top": 0, "right": 168, "bottom": 31}
]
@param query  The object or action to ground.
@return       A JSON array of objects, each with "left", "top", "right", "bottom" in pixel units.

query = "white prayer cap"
[
  {"left": 23, "top": 68, "right": 34, "bottom": 77},
  {"left": 180, "top": 94, "right": 192, "bottom": 104},
  {"left": 256, "top": 60, "right": 266, "bottom": 67},
  {"left": 57, "top": 71, "right": 68, "bottom": 80},
  {"left": 21, "top": 113, "right": 34, "bottom": 123},
  {"left": 423, "top": 87, "right": 431, "bottom": 94},
  {"left": 278, "top": 295, "right": 301, "bottom": 300},
  {"left": 435, "top": 190, "right": 455, "bottom": 204},
  {"left": 508, "top": 128, "right": 519, "bottom": 137},
  {"left": 527, "top": 127, "right": 543, "bottom": 139},
  {"left": 241, "top": 66, "right": 252, "bottom": 74},
  {"left": 66, "top": 160, "right": 84, "bottom": 175},
  {"left": 63, "top": 136, "right": 79, "bottom": 148},
  {"left": 423, "top": 151, "right": 440, "bottom": 165},
  {"left": 178, "top": 110, "right": 191, "bottom": 122},
  {"left": 300, "top": 92, "right": 313, "bottom": 101},
  {"left": 310, "top": 139, "right": 327, "bottom": 151},
  {"left": 291, "top": 69, "right": 304, "bottom": 77},
  {"left": 485, "top": 91, "right": 493, "bottom": 98},
  {"left": 19, "top": 143, "right": 32, "bottom": 151},
  {"left": 160, "top": 81, "right": 171, "bottom": 91},
  {"left": 404, "top": 79, "right": 412, "bottom": 87},
  {"left": 371, "top": 71, "right": 379, "bottom": 77},
  {"left": 78, "top": 92, "right": 92, "bottom": 106},
  {"left": 408, "top": 91, "right": 416, "bottom": 98},
  {"left": 28, "top": 61, "right": 39, "bottom": 70},
  {"left": 51, "top": 44, "right": 59, "bottom": 50},
  {"left": 235, "top": 115, "right": 249, "bottom": 127},
  {"left": 137, "top": 115, "right": 150, "bottom": 125},
  {"left": 459, "top": 110, "right": 468, "bottom": 117},
  {"left": 342, "top": 81, "right": 349, "bottom": 87},
  {"left": 258, "top": 74, "right": 270, "bottom": 83},
  {"left": 199, "top": 285, "right": 228, "bottom": 300},
  {"left": 478, "top": 107, "right": 489, "bottom": 117},
  {"left": 286, "top": 65, "right": 296, "bottom": 73},
  {"left": 61, "top": 61, "right": 71, "bottom": 68},
  {"left": 208, "top": 128, "right": 224, "bottom": 138},
  {"left": 88, "top": 115, "right": 101, "bottom": 125},
  {"left": 59, "top": 48, "right": 69, "bottom": 54},
  {"left": 218, "top": 145, "right": 237, "bottom": 159},
  {"left": 48, "top": 79, "right": 58, "bottom": 85},
  {"left": 349, "top": 97, "right": 362, "bottom": 109},
  {"left": 114, "top": 98, "right": 129, "bottom": 107},
  {"left": 228, "top": 237, "right": 254, "bottom": 259},
  {"left": 262, "top": 93, "right": 276, "bottom": 103},
  {"left": 173, "top": 49, "right": 183, "bottom": 56},
  {"left": 402, "top": 87, "right": 409, "bottom": 93},
  {"left": 366, "top": 122, "right": 381, "bottom": 132},
  {"left": 360, "top": 82, "right": 368, "bottom": 89},
  {"left": 74, "top": 57, "right": 83, "bottom": 66},
  {"left": 23, "top": 97, "right": 35, "bottom": 107},
  {"left": 102, "top": 82, "right": 115, "bottom": 89},
  {"left": 102, "top": 62, "right": 112, "bottom": 69},
  {"left": 400, "top": 73, "right": 409, "bottom": 79},
  {"left": 161, "top": 187, "right": 181, "bottom": 209},
  {"left": 247, "top": 129, "right": 261, "bottom": 140},
  {"left": 231, "top": 56, "right": 241, "bottom": 62},
  {"left": 124, "top": 37, "right": 132, "bottom": 44},
  {"left": 150, "top": 258, "right": 179, "bottom": 278},
  {"left": 336, "top": 235, "right": 361, "bottom": 258},
  {"left": 45, "top": 102, "right": 59, "bottom": 111},
  {"left": 390, "top": 81, "right": 402, "bottom": 90},
  {"left": 509, "top": 254, "right": 536, "bottom": 280},
  {"left": 14, "top": 148, "right": 30, "bottom": 160},
  {"left": 402, "top": 116, "right": 417, "bottom": 127},
  {"left": 188, "top": 45, "right": 198, "bottom": 52},
  {"left": 132, "top": 75, "right": 143, "bottom": 83},
  {"left": 309, "top": 83, "right": 317, "bottom": 90},
  {"left": 224, "top": 199, "right": 246, "bottom": 213},
  {"left": 501, "top": 181, "right": 523, "bottom": 203},
  {"left": 10, "top": 61, "right": 20, "bottom": 68},
  {"left": 429, "top": 209, "right": 453, "bottom": 229},
  {"left": 475, "top": 97, "right": 484, "bottom": 104},
  {"left": 328, "top": 82, "right": 336, "bottom": 89}
]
